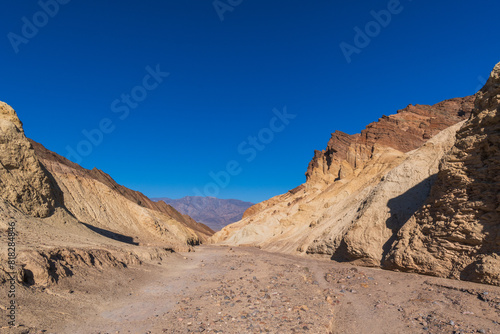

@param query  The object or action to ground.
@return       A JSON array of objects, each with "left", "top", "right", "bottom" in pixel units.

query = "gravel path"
[{"left": 5, "top": 245, "right": 500, "bottom": 334}]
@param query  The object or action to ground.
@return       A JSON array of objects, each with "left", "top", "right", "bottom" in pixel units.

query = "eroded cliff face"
[
  {"left": 0, "top": 101, "right": 213, "bottom": 250},
  {"left": 384, "top": 63, "right": 500, "bottom": 285},
  {"left": 212, "top": 96, "right": 473, "bottom": 265},
  {"left": 0, "top": 102, "right": 57, "bottom": 218},
  {"left": 213, "top": 63, "right": 500, "bottom": 286},
  {"left": 212, "top": 122, "right": 466, "bottom": 265},
  {"left": 0, "top": 101, "right": 216, "bottom": 286},
  {"left": 306, "top": 97, "right": 474, "bottom": 186},
  {"left": 29, "top": 140, "right": 213, "bottom": 246},
  {"left": 31, "top": 141, "right": 211, "bottom": 235}
]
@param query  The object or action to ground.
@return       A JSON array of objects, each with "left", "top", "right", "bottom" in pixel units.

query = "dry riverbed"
[{"left": 2, "top": 245, "right": 500, "bottom": 334}]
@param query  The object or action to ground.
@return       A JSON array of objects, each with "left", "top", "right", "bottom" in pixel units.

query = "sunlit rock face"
[{"left": 385, "top": 62, "right": 500, "bottom": 286}]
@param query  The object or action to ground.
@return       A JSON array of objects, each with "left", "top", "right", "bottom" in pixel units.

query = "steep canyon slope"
[
  {"left": 213, "top": 63, "right": 500, "bottom": 285},
  {"left": 212, "top": 96, "right": 473, "bottom": 261},
  {"left": 385, "top": 62, "right": 500, "bottom": 285},
  {"left": 210, "top": 73, "right": 488, "bottom": 275},
  {"left": 0, "top": 102, "right": 213, "bottom": 286},
  {"left": 0, "top": 102, "right": 56, "bottom": 218},
  {"left": 30, "top": 140, "right": 213, "bottom": 246}
]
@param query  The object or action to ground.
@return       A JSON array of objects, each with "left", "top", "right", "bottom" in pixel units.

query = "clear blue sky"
[{"left": 1, "top": 0, "right": 499, "bottom": 203}]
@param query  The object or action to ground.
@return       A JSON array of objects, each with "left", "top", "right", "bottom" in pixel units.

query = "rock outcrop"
[
  {"left": 29, "top": 140, "right": 213, "bottom": 246},
  {"left": 212, "top": 95, "right": 474, "bottom": 265},
  {"left": 0, "top": 101, "right": 213, "bottom": 253},
  {"left": 306, "top": 97, "right": 474, "bottom": 186},
  {"left": 0, "top": 100, "right": 217, "bottom": 286},
  {"left": 384, "top": 62, "right": 500, "bottom": 285},
  {"left": 213, "top": 62, "right": 500, "bottom": 286},
  {"left": 0, "top": 102, "right": 57, "bottom": 218},
  {"left": 31, "top": 141, "right": 211, "bottom": 235}
]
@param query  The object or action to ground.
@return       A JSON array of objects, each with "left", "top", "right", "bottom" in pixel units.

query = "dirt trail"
[{"left": 4, "top": 245, "right": 500, "bottom": 334}]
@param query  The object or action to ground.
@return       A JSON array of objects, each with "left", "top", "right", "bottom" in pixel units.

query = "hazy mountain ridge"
[{"left": 153, "top": 196, "right": 254, "bottom": 231}]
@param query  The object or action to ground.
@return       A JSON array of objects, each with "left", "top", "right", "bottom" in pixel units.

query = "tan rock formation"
[
  {"left": 384, "top": 62, "right": 500, "bottom": 285},
  {"left": 0, "top": 100, "right": 217, "bottom": 287},
  {"left": 0, "top": 102, "right": 56, "bottom": 218},
  {"left": 306, "top": 97, "right": 474, "bottom": 187},
  {"left": 29, "top": 140, "right": 213, "bottom": 246},
  {"left": 31, "top": 141, "right": 212, "bottom": 238},
  {"left": 0, "top": 100, "right": 213, "bottom": 255},
  {"left": 212, "top": 96, "right": 474, "bottom": 267}
]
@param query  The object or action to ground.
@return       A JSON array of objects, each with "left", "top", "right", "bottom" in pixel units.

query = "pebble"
[{"left": 141, "top": 249, "right": 500, "bottom": 334}]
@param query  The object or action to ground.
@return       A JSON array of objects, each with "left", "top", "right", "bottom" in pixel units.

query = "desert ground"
[{"left": 2, "top": 245, "right": 499, "bottom": 334}]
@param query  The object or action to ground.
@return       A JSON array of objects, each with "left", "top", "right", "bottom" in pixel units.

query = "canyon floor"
[{"left": 3, "top": 245, "right": 500, "bottom": 334}]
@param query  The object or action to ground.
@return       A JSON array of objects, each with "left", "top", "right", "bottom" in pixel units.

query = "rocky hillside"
[
  {"left": 0, "top": 102, "right": 57, "bottom": 218},
  {"left": 213, "top": 63, "right": 500, "bottom": 286},
  {"left": 306, "top": 97, "right": 474, "bottom": 186},
  {"left": 385, "top": 62, "right": 500, "bottom": 285},
  {"left": 0, "top": 102, "right": 213, "bottom": 285},
  {"left": 211, "top": 81, "right": 482, "bottom": 275},
  {"left": 153, "top": 196, "right": 254, "bottom": 231},
  {"left": 31, "top": 141, "right": 214, "bottom": 244}
]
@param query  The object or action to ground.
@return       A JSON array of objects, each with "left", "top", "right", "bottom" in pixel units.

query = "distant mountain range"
[{"left": 152, "top": 196, "right": 254, "bottom": 231}]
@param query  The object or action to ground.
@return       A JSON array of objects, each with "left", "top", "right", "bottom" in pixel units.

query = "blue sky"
[{"left": 1, "top": 0, "right": 499, "bottom": 203}]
